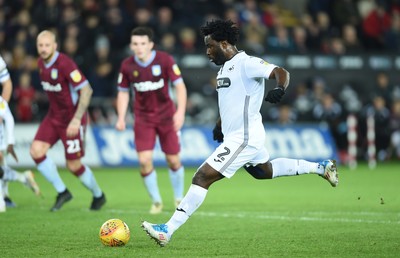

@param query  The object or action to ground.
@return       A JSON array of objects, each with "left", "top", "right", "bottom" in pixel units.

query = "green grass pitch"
[{"left": 1, "top": 162, "right": 399, "bottom": 257}]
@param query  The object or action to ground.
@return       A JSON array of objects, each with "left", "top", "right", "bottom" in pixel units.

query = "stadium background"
[{"left": 1, "top": 0, "right": 400, "bottom": 167}]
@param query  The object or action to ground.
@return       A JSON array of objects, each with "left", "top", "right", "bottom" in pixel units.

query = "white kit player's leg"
[
  {"left": 271, "top": 158, "right": 339, "bottom": 187},
  {"left": 142, "top": 184, "right": 208, "bottom": 246},
  {"left": 0, "top": 179, "right": 5, "bottom": 212},
  {"left": 1, "top": 166, "right": 41, "bottom": 195}
]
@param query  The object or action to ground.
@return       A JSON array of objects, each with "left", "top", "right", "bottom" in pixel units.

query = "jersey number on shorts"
[
  {"left": 66, "top": 139, "right": 81, "bottom": 154},
  {"left": 214, "top": 147, "right": 230, "bottom": 163}
]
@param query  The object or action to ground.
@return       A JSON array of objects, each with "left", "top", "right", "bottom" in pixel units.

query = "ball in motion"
[{"left": 99, "top": 218, "right": 130, "bottom": 247}]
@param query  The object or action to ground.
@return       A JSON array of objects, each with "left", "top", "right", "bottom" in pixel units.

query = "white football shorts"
[{"left": 205, "top": 138, "right": 270, "bottom": 178}]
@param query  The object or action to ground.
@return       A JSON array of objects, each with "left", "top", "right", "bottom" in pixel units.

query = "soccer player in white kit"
[
  {"left": 0, "top": 56, "right": 41, "bottom": 212},
  {"left": 142, "top": 19, "right": 339, "bottom": 246}
]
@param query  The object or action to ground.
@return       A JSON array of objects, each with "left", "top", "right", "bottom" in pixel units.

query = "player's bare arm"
[
  {"left": 173, "top": 82, "right": 187, "bottom": 131},
  {"left": 270, "top": 67, "right": 290, "bottom": 90},
  {"left": 67, "top": 83, "right": 93, "bottom": 137},
  {"left": 265, "top": 67, "right": 290, "bottom": 104},
  {"left": 1, "top": 78, "right": 12, "bottom": 102},
  {"left": 7, "top": 144, "right": 18, "bottom": 162},
  {"left": 115, "top": 91, "right": 130, "bottom": 131}
]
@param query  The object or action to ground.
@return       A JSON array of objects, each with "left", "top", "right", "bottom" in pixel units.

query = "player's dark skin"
[{"left": 192, "top": 35, "right": 290, "bottom": 190}]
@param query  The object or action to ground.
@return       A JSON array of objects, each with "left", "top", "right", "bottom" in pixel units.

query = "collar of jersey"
[
  {"left": 134, "top": 50, "right": 156, "bottom": 67},
  {"left": 44, "top": 51, "right": 60, "bottom": 69}
]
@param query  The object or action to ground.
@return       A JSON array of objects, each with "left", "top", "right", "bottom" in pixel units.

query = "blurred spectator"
[
  {"left": 362, "top": 1, "right": 391, "bottom": 49},
  {"left": 342, "top": 24, "right": 364, "bottom": 53},
  {"left": 331, "top": 0, "right": 361, "bottom": 28},
  {"left": 364, "top": 95, "right": 391, "bottom": 160},
  {"left": 268, "top": 104, "right": 297, "bottom": 125},
  {"left": 32, "top": 0, "right": 60, "bottom": 31},
  {"left": 313, "top": 93, "right": 347, "bottom": 151},
  {"left": 372, "top": 72, "right": 393, "bottom": 108},
  {"left": 300, "top": 13, "right": 322, "bottom": 51},
  {"left": 292, "top": 25, "right": 308, "bottom": 54},
  {"left": 242, "top": 11, "right": 268, "bottom": 54},
  {"left": 267, "top": 25, "right": 294, "bottom": 53},
  {"left": 292, "top": 82, "right": 314, "bottom": 121},
  {"left": 159, "top": 32, "right": 177, "bottom": 53},
  {"left": 155, "top": 6, "right": 177, "bottom": 39},
  {"left": 338, "top": 84, "right": 363, "bottom": 114},
  {"left": 384, "top": 9, "right": 400, "bottom": 51},
  {"left": 178, "top": 27, "right": 198, "bottom": 54},
  {"left": 389, "top": 99, "right": 400, "bottom": 159},
  {"left": 13, "top": 72, "right": 37, "bottom": 122}
]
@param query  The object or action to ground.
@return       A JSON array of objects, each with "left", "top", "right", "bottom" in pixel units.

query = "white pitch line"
[
  {"left": 194, "top": 211, "right": 400, "bottom": 224},
  {"left": 107, "top": 209, "right": 400, "bottom": 225}
]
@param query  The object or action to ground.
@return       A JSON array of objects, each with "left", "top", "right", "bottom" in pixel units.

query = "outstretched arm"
[
  {"left": 173, "top": 81, "right": 187, "bottom": 131},
  {"left": 67, "top": 83, "right": 93, "bottom": 137},
  {"left": 265, "top": 67, "right": 290, "bottom": 103}
]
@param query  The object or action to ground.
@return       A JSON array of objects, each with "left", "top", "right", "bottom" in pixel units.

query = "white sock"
[
  {"left": 79, "top": 166, "right": 102, "bottom": 198},
  {"left": 2, "top": 180, "right": 9, "bottom": 196},
  {"left": 271, "top": 158, "right": 324, "bottom": 178},
  {"left": 143, "top": 170, "right": 162, "bottom": 204},
  {"left": 0, "top": 180, "right": 5, "bottom": 212},
  {"left": 37, "top": 157, "right": 66, "bottom": 193},
  {"left": 2, "top": 166, "right": 25, "bottom": 183},
  {"left": 166, "top": 184, "right": 208, "bottom": 235},
  {"left": 168, "top": 166, "right": 184, "bottom": 201}
]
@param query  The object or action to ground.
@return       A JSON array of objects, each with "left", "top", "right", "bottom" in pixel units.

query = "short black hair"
[
  {"left": 131, "top": 27, "right": 154, "bottom": 41},
  {"left": 200, "top": 19, "right": 239, "bottom": 45}
]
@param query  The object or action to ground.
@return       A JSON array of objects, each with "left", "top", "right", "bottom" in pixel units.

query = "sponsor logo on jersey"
[
  {"left": 133, "top": 78, "right": 164, "bottom": 92},
  {"left": 51, "top": 69, "right": 58, "bottom": 80},
  {"left": 172, "top": 64, "right": 181, "bottom": 76},
  {"left": 151, "top": 65, "right": 161, "bottom": 76},
  {"left": 228, "top": 65, "right": 235, "bottom": 71},
  {"left": 41, "top": 81, "right": 62, "bottom": 92},
  {"left": 133, "top": 70, "right": 139, "bottom": 77},
  {"left": 70, "top": 70, "right": 82, "bottom": 82},
  {"left": 0, "top": 101, "right": 5, "bottom": 110},
  {"left": 260, "top": 60, "right": 270, "bottom": 65},
  {"left": 216, "top": 77, "right": 231, "bottom": 89}
]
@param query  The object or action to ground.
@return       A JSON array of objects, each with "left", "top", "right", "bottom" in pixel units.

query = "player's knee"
[
  {"left": 66, "top": 160, "right": 82, "bottom": 173},
  {"left": 30, "top": 143, "right": 44, "bottom": 159},
  {"left": 166, "top": 155, "right": 181, "bottom": 170},
  {"left": 244, "top": 163, "right": 273, "bottom": 179},
  {"left": 192, "top": 165, "right": 223, "bottom": 189}
]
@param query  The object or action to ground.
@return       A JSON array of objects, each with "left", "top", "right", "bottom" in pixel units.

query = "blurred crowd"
[{"left": 1, "top": 0, "right": 400, "bottom": 160}]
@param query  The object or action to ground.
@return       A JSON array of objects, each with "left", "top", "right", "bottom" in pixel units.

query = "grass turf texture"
[{"left": 1, "top": 162, "right": 399, "bottom": 257}]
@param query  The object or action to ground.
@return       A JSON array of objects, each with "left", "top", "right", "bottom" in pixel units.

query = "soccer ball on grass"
[{"left": 99, "top": 218, "right": 130, "bottom": 246}]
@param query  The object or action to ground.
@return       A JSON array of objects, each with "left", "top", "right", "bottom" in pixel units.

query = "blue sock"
[
  {"left": 37, "top": 157, "right": 66, "bottom": 193},
  {"left": 143, "top": 170, "right": 162, "bottom": 203},
  {"left": 169, "top": 166, "right": 184, "bottom": 200},
  {"left": 79, "top": 166, "right": 102, "bottom": 198}
]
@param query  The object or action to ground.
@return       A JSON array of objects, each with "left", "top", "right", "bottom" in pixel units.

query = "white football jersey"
[
  {"left": 0, "top": 96, "right": 15, "bottom": 148},
  {"left": 216, "top": 51, "right": 277, "bottom": 147},
  {"left": 0, "top": 55, "right": 10, "bottom": 83}
]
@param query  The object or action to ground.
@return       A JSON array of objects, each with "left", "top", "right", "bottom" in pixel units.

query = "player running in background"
[
  {"left": 115, "top": 27, "right": 187, "bottom": 214},
  {"left": 0, "top": 55, "right": 40, "bottom": 209},
  {"left": 30, "top": 30, "right": 106, "bottom": 211},
  {"left": 0, "top": 95, "right": 41, "bottom": 212},
  {"left": 142, "top": 19, "right": 338, "bottom": 246}
]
